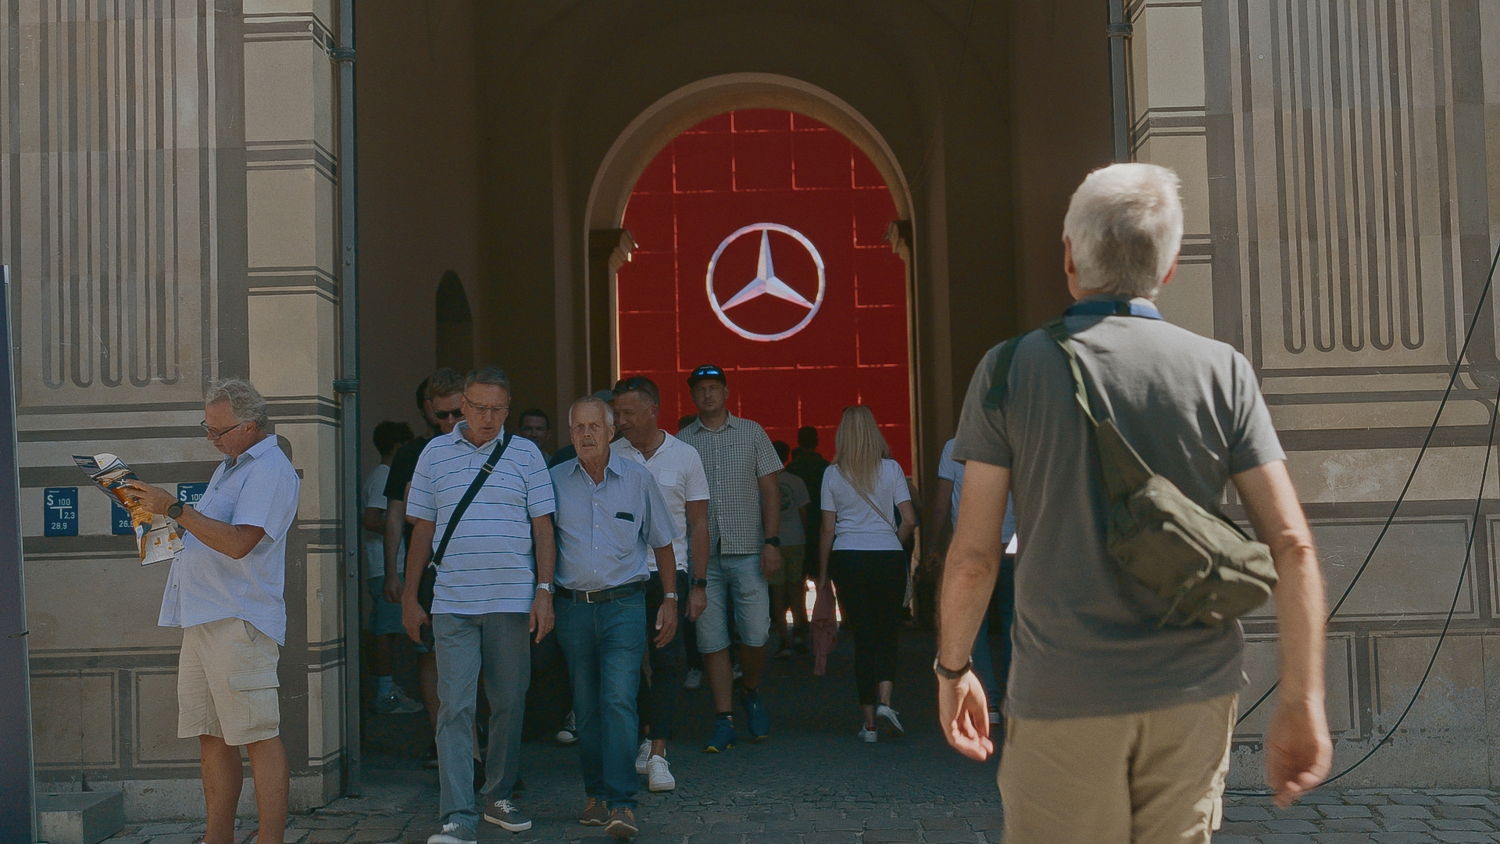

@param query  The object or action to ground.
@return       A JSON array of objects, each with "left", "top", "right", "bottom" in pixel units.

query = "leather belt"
[{"left": 555, "top": 581, "right": 645, "bottom": 604}]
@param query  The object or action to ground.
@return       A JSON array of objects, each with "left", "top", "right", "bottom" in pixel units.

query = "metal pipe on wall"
[
  {"left": 0, "top": 266, "right": 38, "bottom": 843},
  {"left": 1107, "top": 0, "right": 1132, "bottom": 162},
  {"left": 333, "top": 0, "right": 363, "bottom": 797}
]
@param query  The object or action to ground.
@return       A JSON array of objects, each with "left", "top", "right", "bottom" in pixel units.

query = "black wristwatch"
[
  {"left": 691, "top": 577, "right": 708, "bottom": 588},
  {"left": 763, "top": 536, "right": 781, "bottom": 548},
  {"left": 932, "top": 656, "right": 973, "bottom": 680},
  {"left": 167, "top": 501, "right": 185, "bottom": 520}
]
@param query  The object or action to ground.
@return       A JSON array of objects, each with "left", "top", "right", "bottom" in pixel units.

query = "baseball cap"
[{"left": 687, "top": 364, "right": 727, "bottom": 387}]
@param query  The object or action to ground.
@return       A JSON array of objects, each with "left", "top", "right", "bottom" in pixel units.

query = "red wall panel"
[{"left": 616, "top": 109, "right": 912, "bottom": 471}]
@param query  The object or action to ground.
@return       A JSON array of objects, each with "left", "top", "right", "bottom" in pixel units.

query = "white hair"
[
  {"left": 568, "top": 395, "right": 615, "bottom": 429},
  {"left": 1062, "top": 163, "right": 1184, "bottom": 298},
  {"left": 206, "top": 378, "right": 269, "bottom": 429}
]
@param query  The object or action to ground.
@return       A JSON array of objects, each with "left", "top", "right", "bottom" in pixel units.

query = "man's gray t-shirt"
[{"left": 953, "top": 308, "right": 1285, "bottom": 720}]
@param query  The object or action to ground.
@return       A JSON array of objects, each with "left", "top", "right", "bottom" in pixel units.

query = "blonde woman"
[{"left": 817, "top": 405, "right": 918, "bottom": 741}]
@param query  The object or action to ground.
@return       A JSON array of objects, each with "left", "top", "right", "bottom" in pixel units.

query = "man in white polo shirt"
[
  {"left": 402, "top": 366, "right": 558, "bottom": 844},
  {"left": 122, "top": 378, "right": 300, "bottom": 844},
  {"left": 611, "top": 376, "right": 710, "bottom": 793}
]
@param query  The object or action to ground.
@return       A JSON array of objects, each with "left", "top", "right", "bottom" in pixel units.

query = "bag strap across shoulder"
[
  {"left": 844, "top": 466, "right": 899, "bottom": 535},
  {"left": 1043, "top": 318, "right": 1155, "bottom": 501},
  {"left": 433, "top": 431, "right": 512, "bottom": 566}
]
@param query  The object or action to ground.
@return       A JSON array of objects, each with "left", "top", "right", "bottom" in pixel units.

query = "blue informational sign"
[
  {"left": 177, "top": 483, "right": 208, "bottom": 505},
  {"left": 110, "top": 500, "right": 135, "bottom": 535},
  {"left": 43, "top": 487, "right": 78, "bottom": 537}
]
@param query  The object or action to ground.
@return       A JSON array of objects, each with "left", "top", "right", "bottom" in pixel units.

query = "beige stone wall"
[
  {"left": 1133, "top": 0, "right": 1500, "bottom": 786},
  {"left": 2, "top": 0, "right": 348, "bottom": 815}
]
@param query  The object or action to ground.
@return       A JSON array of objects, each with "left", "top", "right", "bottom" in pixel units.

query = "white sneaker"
[
  {"left": 374, "top": 685, "right": 424, "bottom": 715},
  {"left": 857, "top": 725, "right": 878, "bottom": 743},
  {"left": 875, "top": 703, "right": 905, "bottom": 737},
  {"left": 647, "top": 754, "right": 676, "bottom": 792},
  {"left": 427, "top": 821, "right": 477, "bottom": 844},
  {"left": 634, "top": 739, "right": 652, "bottom": 774},
  {"left": 732, "top": 662, "right": 744, "bottom": 680},
  {"left": 683, "top": 668, "right": 703, "bottom": 690},
  {"left": 555, "top": 710, "right": 578, "bottom": 745}
]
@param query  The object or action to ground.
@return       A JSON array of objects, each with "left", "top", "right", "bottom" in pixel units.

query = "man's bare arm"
[
  {"left": 934, "top": 460, "right": 1008, "bottom": 761},
  {"left": 1233, "top": 460, "right": 1332, "bottom": 806},
  {"left": 120, "top": 480, "right": 264, "bottom": 559},
  {"left": 937, "top": 462, "right": 1008, "bottom": 671},
  {"left": 757, "top": 472, "right": 782, "bottom": 539}
]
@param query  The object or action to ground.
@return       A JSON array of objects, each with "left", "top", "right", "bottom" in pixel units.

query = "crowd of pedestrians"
[
  {"left": 356, "top": 359, "right": 960, "bottom": 842},
  {"left": 127, "top": 163, "right": 1333, "bottom": 844}
]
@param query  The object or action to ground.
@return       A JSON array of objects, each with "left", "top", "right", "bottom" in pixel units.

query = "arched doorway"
[
  {"left": 613, "top": 108, "right": 914, "bottom": 466},
  {"left": 587, "top": 75, "right": 918, "bottom": 469}
]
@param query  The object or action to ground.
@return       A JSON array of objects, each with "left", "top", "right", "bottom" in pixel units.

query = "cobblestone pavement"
[{"left": 104, "top": 631, "right": 1500, "bottom": 843}]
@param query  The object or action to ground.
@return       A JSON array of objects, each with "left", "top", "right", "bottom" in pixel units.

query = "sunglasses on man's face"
[{"left": 434, "top": 408, "right": 464, "bottom": 420}]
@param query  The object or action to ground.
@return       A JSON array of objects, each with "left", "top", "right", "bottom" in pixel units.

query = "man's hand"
[
  {"left": 654, "top": 599, "right": 679, "bottom": 648},
  {"left": 687, "top": 585, "right": 707, "bottom": 621},
  {"left": 530, "top": 591, "right": 555, "bottom": 643},
  {"left": 382, "top": 576, "right": 404, "bottom": 604},
  {"left": 119, "top": 480, "right": 177, "bottom": 516},
  {"left": 761, "top": 544, "right": 783, "bottom": 578},
  {"left": 401, "top": 596, "right": 429, "bottom": 645},
  {"left": 938, "top": 671, "right": 994, "bottom": 761},
  {"left": 1265, "top": 697, "right": 1331, "bottom": 807}
]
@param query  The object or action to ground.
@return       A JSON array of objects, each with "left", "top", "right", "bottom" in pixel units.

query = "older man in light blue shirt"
[
  {"left": 123, "top": 378, "right": 300, "bottom": 844},
  {"left": 550, "top": 396, "right": 676, "bottom": 839}
]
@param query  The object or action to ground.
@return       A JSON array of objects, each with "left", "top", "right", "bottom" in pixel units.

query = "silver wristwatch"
[
  {"left": 663, "top": 591, "right": 679, "bottom": 601},
  {"left": 536, "top": 582, "right": 554, "bottom": 594}
]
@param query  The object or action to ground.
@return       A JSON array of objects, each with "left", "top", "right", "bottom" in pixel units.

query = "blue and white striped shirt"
[{"left": 407, "top": 423, "right": 557, "bottom": 615}]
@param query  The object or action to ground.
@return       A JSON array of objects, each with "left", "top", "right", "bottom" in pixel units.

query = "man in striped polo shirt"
[{"left": 402, "top": 367, "right": 558, "bottom": 844}]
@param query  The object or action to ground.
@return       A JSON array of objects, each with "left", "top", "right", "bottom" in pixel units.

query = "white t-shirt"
[
  {"left": 362, "top": 463, "right": 392, "bottom": 579},
  {"left": 820, "top": 459, "right": 911, "bottom": 552},
  {"left": 777, "top": 472, "right": 810, "bottom": 546},
  {"left": 612, "top": 432, "right": 710, "bottom": 572}
]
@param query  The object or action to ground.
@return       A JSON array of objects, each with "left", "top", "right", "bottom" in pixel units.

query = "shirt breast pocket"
[
  {"left": 654, "top": 469, "right": 681, "bottom": 492},
  {"left": 604, "top": 509, "right": 640, "bottom": 552}
]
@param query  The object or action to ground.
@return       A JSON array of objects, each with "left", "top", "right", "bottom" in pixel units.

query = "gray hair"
[
  {"left": 568, "top": 395, "right": 615, "bottom": 429},
  {"left": 1062, "top": 163, "right": 1183, "bottom": 298},
  {"left": 205, "top": 378, "right": 269, "bottom": 430},
  {"left": 464, "top": 366, "right": 511, "bottom": 393}
]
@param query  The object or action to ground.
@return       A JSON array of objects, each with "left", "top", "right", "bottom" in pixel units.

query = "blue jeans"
[
  {"left": 972, "top": 555, "right": 1016, "bottom": 702},
  {"left": 556, "top": 588, "right": 647, "bottom": 809}
]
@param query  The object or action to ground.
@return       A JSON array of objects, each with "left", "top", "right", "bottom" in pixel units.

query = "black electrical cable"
[
  {"left": 1236, "top": 238, "right": 1500, "bottom": 729},
  {"left": 1226, "top": 238, "right": 1500, "bottom": 795}
]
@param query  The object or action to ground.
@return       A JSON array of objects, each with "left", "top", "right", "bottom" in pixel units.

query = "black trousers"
[
  {"left": 829, "top": 549, "right": 908, "bottom": 706},
  {"left": 638, "top": 569, "right": 686, "bottom": 741}
]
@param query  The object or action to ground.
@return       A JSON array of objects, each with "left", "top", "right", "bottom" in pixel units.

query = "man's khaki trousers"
[{"left": 998, "top": 693, "right": 1236, "bottom": 843}]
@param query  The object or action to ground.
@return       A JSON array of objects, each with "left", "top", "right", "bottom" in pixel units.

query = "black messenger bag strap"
[{"left": 432, "top": 432, "right": 512, "bottom": 566}]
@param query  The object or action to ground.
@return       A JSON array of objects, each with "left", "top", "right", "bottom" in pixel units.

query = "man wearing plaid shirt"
[{"left": 676, "top": 364, "right": 783, "bottom": 752}]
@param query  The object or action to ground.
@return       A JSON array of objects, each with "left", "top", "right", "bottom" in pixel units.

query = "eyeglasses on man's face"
[
  {"left": 200, "top": 420, "right": 248, "bottom": 440},
  {"left": 462, "top": 395, "right": 510, "bottom": 417},
  {"left": 433, "top": 408, "right": 464, "bottom": 420}
]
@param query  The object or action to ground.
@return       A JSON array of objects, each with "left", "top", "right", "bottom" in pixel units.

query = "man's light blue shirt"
[
  {"left": 550, "top": 453, "right": 675, "bottom": 593},
  {"left": 158, "top": 434, "right": 301, "bottom": 645},
  {"left": 407, "top": 423, "right": 556, "bottom": 616}
]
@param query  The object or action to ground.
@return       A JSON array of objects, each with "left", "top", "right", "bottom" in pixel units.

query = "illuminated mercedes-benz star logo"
[{"left": 705, "top": 223, "right": 826, "bottom": 342}]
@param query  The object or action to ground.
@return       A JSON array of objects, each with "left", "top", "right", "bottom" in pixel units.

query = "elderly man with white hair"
[
  {"left": 122, "top": 378, "right": 300, "bottom": 844},
  {"left": 935, "top": 163, "right": 1332, "bottom": 842}
]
